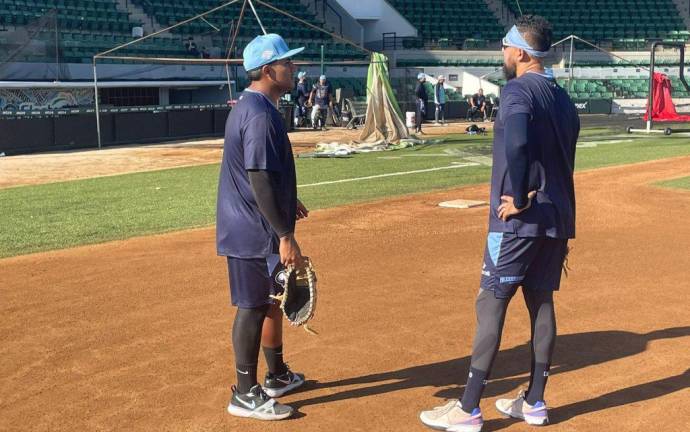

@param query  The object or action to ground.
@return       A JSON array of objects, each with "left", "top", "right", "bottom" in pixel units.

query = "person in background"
[
  {"left": 294, "top": 71, "right": 310, "bottom": 127},
  {"left": 415, "top": 73, "right": 428, "bottom": 134},
  {"left": 309, "top": 74, "right": 333, "bottom": 130},
  {"left": 186, "top": 37, "right": 200, "bottom": 57},
  {"left": 434, "top": 75, "right": 447, "bottom": 125},
  {"left": 469, "top": 88, "right": 489, "bottom": 122}
]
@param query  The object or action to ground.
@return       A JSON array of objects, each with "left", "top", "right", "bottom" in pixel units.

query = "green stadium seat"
[
  {"left": 388, "top": 0, "right": 504, "bottom": 46},
  {"left": 502, "top": 0, "right": 687, "bottom": 45}
]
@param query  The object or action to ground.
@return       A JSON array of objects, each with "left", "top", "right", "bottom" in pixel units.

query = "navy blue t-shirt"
[
  {"left": 216, "top": 90, "right": 297, "bottom": 258},
  {"left": 296, "top": 81, "right": 310, "bottom": 104},
  {"left": 312, "top": 82, "right": 332, "bottom": 106},
  {"left": 489, "top": 72, "right": 579, "bottom": 239}
]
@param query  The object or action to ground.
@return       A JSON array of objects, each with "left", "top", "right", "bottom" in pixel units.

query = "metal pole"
[
  {"left": 226, "top": 0, "right": 248, "bottom": 101},
  {"left": 647, "top": 43, "right": 656, "bottom": 132},
  {"left": 568, "top": 35, "right": 574, "bottom": 90},
  {"left": 247, "top": 0, "right": 267, "bottom": 35},
  {"left": 93, "top": 59, "right": 102, "bottom": 149},
  {"left": 320, "top": 44, "right": 324, "bottom": 75},
  {"left": 54, "top": 10, "right": 59, "bottom": 81},
  {"left": 225, "top": 56, "right": 234, "bottom": 101},
  {"left": 224, "top": 20, "right": 235, "bottom": 101}
]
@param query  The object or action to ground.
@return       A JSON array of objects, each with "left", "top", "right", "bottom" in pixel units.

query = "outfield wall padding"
[{"left": 0, "top": 107, "right": 233, "bottom": 155}]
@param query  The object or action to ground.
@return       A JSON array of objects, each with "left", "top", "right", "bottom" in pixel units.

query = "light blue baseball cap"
[
  {"left": 417, "top": 73, "right": 425, "bottom": 80},
  {"left": 243, "top": 33, "right": 304, "bottom": 71},
  {"left": 298, "top": 71, "right": 307, "bottom": 79},
  {"left": 319, "top": 74, "right": 327, "bottom": 81}
]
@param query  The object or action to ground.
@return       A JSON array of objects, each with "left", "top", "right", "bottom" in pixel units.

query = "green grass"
[
  {"left": 576, "top": 133, "right": 690, "bottom": 169},
  {"left": 2, "top": 127, "right": 690, "bottom": 258},
  {"left": 657, "top": 176, "right": 690, "bottom": 190}
]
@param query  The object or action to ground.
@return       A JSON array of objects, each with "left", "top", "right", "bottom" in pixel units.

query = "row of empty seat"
[
  {"left": 489, "top": 77, "right": 689, "bottom": 99},
  {"left": 388, "top": 0, "right": 505, "bottom": 47},
  {"left": 504, "top": 0, "right": 687, "bottom": 43},
  {"left": 0, "top": 0, "right": 136, "bottom": 32}
]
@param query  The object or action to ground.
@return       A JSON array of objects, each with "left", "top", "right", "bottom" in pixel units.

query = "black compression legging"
[
  {"left": 460, "top": 288, "right": 556, "bottom": 411},
  {"left": 232, "top": 305, "right": 269, "bottom": 393}
]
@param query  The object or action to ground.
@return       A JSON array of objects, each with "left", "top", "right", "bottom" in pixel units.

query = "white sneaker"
[
  {"left": 419, "top": 400, "right": 483, "bottom": 431},
  {"left": 227, "top": 384, "right": 293, "bottom": 421},
  {"left": 495, "top": 390, "right": 548, "bottom": 425},
  {"left": 263, "top": 369, "right": 305, "bottom": 398}
]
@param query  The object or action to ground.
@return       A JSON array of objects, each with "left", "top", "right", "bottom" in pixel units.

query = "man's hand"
[
  {"left": 279, "top": 234, "right": 304, "bottom": 267},
  {"left": 296, "top": 199, "right": 309, "bottom": 220},
  {"left": 497, "top": 191, "right": 537, "bottom": 221}
]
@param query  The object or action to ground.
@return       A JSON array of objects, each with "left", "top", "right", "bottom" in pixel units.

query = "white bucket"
[{"left": 405, "top": 111, "right": 415, "bottom": 128}]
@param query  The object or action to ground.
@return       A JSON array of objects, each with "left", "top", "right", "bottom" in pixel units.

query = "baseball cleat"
[
  {"left": 263, "top": 369, "right": 305, "bottom": 398},
  {"left": 419, "top": 400, "right": 484, "bottom": 432},
  {"left": 227, "top": 384, "right": 293, "bottom": 420},
  {"left": 495, "top": 390, "right": 548, "bottom": 425}
]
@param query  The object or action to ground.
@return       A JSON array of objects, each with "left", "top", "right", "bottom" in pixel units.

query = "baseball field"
[{"left": 1, "top": 121, "right": 689, "bottom": 431}]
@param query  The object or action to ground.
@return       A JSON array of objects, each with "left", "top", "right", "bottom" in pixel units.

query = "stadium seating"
[
  {"left": 0, "top": 0, "right": 366, "bottom": 63},
  {"left": 503, "top": 0, "right": 688, "bottom": 43},
  {"left": 387, "top": 0, "right": 505, "bottom": 47},
  {"left": 605, "top": 77, "right": 690, "bottom": 98},
  {"left": 130, "top": 0, "right": 365, "bottom": 62},
  {"left": 0, "top": 0, "right": 135, "bottom": 32},
  {"left": 488, "top": 75, "right": 690, "bottom": 99},
  {"left": 396, "top": 58, "right": 503, "bottom": 67}
]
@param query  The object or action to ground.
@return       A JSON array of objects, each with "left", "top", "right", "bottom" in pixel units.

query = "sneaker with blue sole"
[
  {"left": 419, "top": 400, "right": 484, "bottom": 432},
  {"left": 495, "top": 390, "right": 549, "bottom": 425}
]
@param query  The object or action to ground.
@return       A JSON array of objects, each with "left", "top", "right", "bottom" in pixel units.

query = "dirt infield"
[
  {"left": 0, "top": 121, "right": 483, "bottom": 189},
  {"left": 1, "top": 156, "right": 689, "bottom": 432}
]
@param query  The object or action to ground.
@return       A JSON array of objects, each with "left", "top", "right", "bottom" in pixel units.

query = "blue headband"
[{"left": 502, "top": 25, "right": 550, "bottom": 58}]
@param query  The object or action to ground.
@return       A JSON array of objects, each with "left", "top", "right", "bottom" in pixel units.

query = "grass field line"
[
  {"left": 298, "top": 162, "right": 481, "bottom": 188},
  {"left": 577, "top": 139, "right": 634, "bottom": 148}
]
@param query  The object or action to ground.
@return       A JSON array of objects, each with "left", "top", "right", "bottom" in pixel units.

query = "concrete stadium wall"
[{"left": 337, "top": 0, "right": 417, "bottom": 46}]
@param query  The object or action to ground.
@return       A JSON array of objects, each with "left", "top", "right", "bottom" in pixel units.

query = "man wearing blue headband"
[
  {"left": 217, "top": 33, "right": 310, "bottom": 421},
  {"left": 420, "top": 16, "right": 580, "bottom": 432}
]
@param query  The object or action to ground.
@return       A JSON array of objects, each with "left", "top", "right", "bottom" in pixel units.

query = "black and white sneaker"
[
  {"left": 263, "top": 369, "right": 305, "bottom": 398},
  {"left": 227, "top": 384, "right": 293, "bottom": 421}
]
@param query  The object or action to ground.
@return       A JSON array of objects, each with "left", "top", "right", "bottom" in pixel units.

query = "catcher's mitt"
[{"left": 271, "top": 258, "right": 317, "bottom": 335}]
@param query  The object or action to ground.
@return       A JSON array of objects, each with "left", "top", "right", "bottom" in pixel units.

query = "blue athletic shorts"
[
  {"left": 480, "top": 232, "right": 569, "bottom": 299},
  {"left": 227, "top": 254, "right": 285, "bottom": 308}
]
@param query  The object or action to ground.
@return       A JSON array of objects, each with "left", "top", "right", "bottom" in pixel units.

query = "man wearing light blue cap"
[
  {"left": 420, "top": 16, "right": 579, "bottom": 432},
  {"left": 217, "top": 33, "right": 310, "bottom": 421}
]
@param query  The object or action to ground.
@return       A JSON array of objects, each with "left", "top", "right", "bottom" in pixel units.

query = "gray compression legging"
[{"left": 461, "top": 288, "right": 556, "bottom": 411}]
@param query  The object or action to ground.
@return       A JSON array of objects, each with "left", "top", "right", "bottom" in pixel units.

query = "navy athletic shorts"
[
  {"left": 480, "top": 232, "right": 569, "bottom": 299},
  {"left": 227, "top": 254, "right": 286, "bottom": 308}
]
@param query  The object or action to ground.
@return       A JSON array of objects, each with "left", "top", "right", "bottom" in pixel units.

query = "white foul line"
[{"left": 298, "top": 162, "right": 481, "bottom": 188}]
